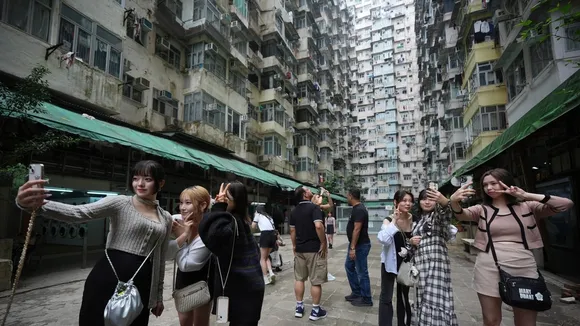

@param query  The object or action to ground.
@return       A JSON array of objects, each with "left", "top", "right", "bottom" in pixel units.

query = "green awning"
[
  {"left": 454, "top": 70, "right": 580, "bottom": 177},
  {"left": 4, "top": 101, "right": 345, "bottom": 198},
  {"left": 14, "top": 102, "right": 210, "bottom": 169}
]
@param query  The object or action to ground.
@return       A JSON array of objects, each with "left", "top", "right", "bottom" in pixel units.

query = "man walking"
[
  {"left": 289, "top": 186, "right": 328, "bottom": 321},
  {"left": 345, "top": 188, "right": 373, "bottom": 306}
]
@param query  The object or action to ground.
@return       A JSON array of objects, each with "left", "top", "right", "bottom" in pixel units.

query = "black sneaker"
[
  {"left": 351, "top": 298, "right": 373, "bottom": 307},
  {"left": 329, "top": 244, "right": 333, "bottom": 249},
  {"left": 344, "top": 294, "right": 360, "bottom": 302}
]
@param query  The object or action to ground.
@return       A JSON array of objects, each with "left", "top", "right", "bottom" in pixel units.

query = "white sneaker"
[
  {"left": 327, "top": 273, "right": 336, "bottom": 281},
  {"left": 264, "top": 275, "right": 272, "bottom": 285}
]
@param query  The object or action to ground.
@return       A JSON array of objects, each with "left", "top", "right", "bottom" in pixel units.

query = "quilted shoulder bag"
[
  {"left": 172, "top": 252, "right": 212, "bottom": 313},
  {"left": 103, "top": 238, "right": 160, "bottom": 326},
  {"left": 486, "top": 221, "right": 552, "bottom": 311}
]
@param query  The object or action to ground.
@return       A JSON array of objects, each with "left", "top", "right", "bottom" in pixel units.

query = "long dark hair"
[
  {"left": 256, "top": 205, "right": 270, "bottom": 217},
  {"left": 480, "top": 168, "right": 519, "bottom": 205},
  {"left": 128, "top": 160, "right": 165, "bottom": 193},
  {"left": 227, "top": 181, "right": 250, "bottom": 222}
]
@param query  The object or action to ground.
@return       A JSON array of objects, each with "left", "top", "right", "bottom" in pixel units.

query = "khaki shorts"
[{"left": 294, "top": 252, "right": 328, "bottom": 285}]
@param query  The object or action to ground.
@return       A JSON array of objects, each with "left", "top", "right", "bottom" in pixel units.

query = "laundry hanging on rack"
[
  {"left": 133, "top": 14, "right": 141, "bottom": 42},
  {"left": 61, "top": 51, "right": 75, "bottom": 69}
]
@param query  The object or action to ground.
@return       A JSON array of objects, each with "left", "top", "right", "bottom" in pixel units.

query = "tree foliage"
[
  {"left": 519, "top": 1, "right": 580, "bottom": 57},
  {"left": 0, "top": 65, "right": 79, "bottom": 190}
]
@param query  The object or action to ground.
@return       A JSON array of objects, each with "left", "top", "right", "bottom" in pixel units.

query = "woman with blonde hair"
[{"left": 167, "top": 186, "right": 213, "bottom": 326}]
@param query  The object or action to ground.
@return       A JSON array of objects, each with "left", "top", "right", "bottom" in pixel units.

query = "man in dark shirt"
[
  {"left": 344, "top": 188, "right": 373, "bottom": 306},
  {"left": 289, "top": 186, "right": 328, "bottom": 321}
]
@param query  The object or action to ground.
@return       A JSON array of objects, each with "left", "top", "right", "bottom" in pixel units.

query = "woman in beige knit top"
[
  {"left": 16, "top": 160, "right": 172, "bottom": 326},
  {"left": 450, "top": 168, "right": 573, "bottom": 326}
]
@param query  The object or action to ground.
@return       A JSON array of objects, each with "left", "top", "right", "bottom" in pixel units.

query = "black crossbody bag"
[{"left": 486, "top": 220, "right": 552, "bottom": 311}]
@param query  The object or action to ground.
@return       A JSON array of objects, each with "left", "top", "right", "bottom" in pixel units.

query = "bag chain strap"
[
  {"left": 1, "top": 209, "right": 38, "bottom": 326},
  {"left": 216, "top": 215, "right": 239, "bottom": 296}
]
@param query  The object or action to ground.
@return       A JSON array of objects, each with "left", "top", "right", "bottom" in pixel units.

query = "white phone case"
[{"left": 216, "top": 296, "right": 229, "bottom": 323}]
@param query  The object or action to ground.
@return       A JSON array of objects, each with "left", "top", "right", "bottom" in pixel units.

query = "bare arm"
[
  {"left": 290, "top": 227, "right": 296, "bottom": 252},
  {"left": 315, "top": 221, "right": 327, "bottom": 246},
  {"left": 350, "top": 222, "right": 362, "bottom": 249}
]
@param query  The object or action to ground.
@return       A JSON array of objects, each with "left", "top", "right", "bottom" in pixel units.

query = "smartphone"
[
  {"left": 215, "top": 296, "right": 229, "bottom": 323},
  {"left": 28, "top": 164, "right": 45, "bottom": 188},
  {"left": 428, "top": 182, "right": 438, "bottom": 191}
]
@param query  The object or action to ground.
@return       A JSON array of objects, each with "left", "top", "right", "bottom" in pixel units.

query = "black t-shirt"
[
  {"left": 289, "top": 201, "right": 323, "bottom": 253},
  {"left": 346, "top": 203, "right": 370, "bottom": 245}
]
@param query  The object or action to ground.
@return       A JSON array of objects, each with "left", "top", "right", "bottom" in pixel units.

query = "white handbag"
[
  {"left": 397, "top": 260, "right": 419, "bottom": 287},
  {"left": 172, "top": 257, "right": 212, "bottom": 313}
]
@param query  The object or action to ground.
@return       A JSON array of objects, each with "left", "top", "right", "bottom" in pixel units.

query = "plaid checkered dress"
[{"left": 411, "top": 204, "right": 458, "bottom": 326}]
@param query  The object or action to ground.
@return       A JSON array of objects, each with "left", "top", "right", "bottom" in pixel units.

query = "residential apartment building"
[
  {"left": 417, "top": 0, "right": 580, "bottom": 184},
  {"left": 0, "top": 0, "right": 353, "bottom": 185},
  {"left": 346, "top": 0, "right": 422, "bottom": 218}
]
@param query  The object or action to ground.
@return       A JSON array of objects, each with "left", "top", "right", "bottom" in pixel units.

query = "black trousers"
[
  {"left": 79, "top": 250, "right": 152, "bottom": 326},
  {"left": 378, "top": 263, "right": 395, "bottom": 326},
  {"left": 396, "top": 282, "right": 411, "bottom": 326}
]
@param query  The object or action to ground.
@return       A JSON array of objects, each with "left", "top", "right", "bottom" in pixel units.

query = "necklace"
[{"left": 134, "top": 195, "right": 159, "bottom": 207}]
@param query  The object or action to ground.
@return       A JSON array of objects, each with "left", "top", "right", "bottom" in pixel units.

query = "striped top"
[{"left": 36, "top": 195, "right": 171, "bottom": 308}]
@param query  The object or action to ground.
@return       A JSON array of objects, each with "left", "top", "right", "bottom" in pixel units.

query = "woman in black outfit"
[{"left": 199, "top": 182, "right": 265, "bottom": 326}]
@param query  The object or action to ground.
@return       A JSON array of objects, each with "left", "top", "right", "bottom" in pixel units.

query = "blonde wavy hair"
[{"left": 180, "top": 186, "right": 211, "bottom": 223}]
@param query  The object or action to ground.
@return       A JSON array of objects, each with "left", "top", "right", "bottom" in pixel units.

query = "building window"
[
  {"left": 183, "top": 92, "right": 243, "bottom": 137},
  {"left": 126, "top": 12, "right": 147, "bottom": 46},
  {"left": 122, "top": 74, "right": 143, "bottom": 103},
  {"left": 296, "top": 157, "right": 313, "bottom": 172},
  {"left": 505, "top": 53, "right": 526, "bottom": 101},
  {"left": 152, "top": 89, "right": 179, "bottom": 118},
  {"left": 529, "top": 35, "right": 554, "bottom": 78},
  {"left": 3, "top": 0, "right": 52, "bottom": 41},
  {"left": 227, "top": 107, "right": 244, "bottom": 138},
  {"left": 155, "top": 34, "right": 181, "bottom": 69},
  {"left": 94, "top": 26, "right": 122, "bottom": 77},
  {"left": 403, "top": 162, "right": 410, "bottom": 168},
  {"left": 565, "top": 24, "right": 580, "bottom": 52},
  {"left": 403, "top": 175, "right": 411, "bottom": 180},
  {"left": 469, "top": 61, "right": 498, "bottom": 92},
  {"left": 59, "top": 4, "right": 123, "bottom": 79},
  {"left": 450, "top": 143, "right": 465, "bottom": 162},
  {"left": 203, "top": 48, "right": 226, "bottom": 80},
  {"left": 264, "top": 136, "right": 282, "bottom": 156},
  {"left": 260, "top": 104, "right": 285, "bottom": 125},
  {"left": 229, "top": 72, "right": 246, "bottom": 96},
  {"left": 468, "top": 106, "right": 507, "bottom": 140}
]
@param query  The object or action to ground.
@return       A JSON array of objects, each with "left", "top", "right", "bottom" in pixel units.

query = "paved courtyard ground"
[{"left": 1, "top": 235, "right": 579, "bottom": 325}]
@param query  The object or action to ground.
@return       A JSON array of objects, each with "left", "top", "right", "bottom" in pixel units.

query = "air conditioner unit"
[
  {"left": 157, "top": 90, "right": 173, "bottom": 101},
  {"left": 492, "top": 9, "right": 511, "bottom": 26},
  {"left": 231, "top": 21, "right": 242, "bottom": 33},
  {"left": 140, "top": 18, "right": 153, "bottom": 32},
  {"left": 240, "top": 114, "right": 249, "bottom": 122},
  {"left": 286, "top": 144, "right": 293, "bottom": 149},
  {"left": 156, "top": 37, "right": 170, "bottom": 50},
  {"left": 206, "top": 103, "right": 218, "bottom": 111},
  {"left": 205, "top": 43, "right": 218, "bottom": 53},
  {"left": 133, "top": 77, "right": 150, "bottom": 91}
]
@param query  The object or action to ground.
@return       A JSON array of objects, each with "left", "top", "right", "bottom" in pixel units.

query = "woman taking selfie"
[
  {"left": 167, "top": 186, "right": 213, "bottom": 326},
  {"left": 377, "top": 190, "right": 419, "bottom": 326},
  {"left": 450, "top": 168, "right": 574, "bottom": 326},
  {"left": 412, "top": 189, "right": 458, "bottom": 326},
  {"left": 199, "top": 182, "right": 264, "bottom": 326},
  {"left": 15, "top": 160, "right": 172, "bottom": 325}
]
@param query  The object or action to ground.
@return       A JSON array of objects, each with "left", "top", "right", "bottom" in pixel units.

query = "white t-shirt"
[
  {"left": 253, "top": 212, "right": 275, "bottom": 231},
  {"left": 166, "top": 214, "right": 211, "bottom": 272}
]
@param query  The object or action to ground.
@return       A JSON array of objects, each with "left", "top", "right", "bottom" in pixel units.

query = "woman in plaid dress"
[{"left": 412, "top": 189, "right": 458, "bottom": 326}]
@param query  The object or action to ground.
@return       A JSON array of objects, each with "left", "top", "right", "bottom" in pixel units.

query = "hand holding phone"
[{"left": 16, "top": 164, "right": 48, "bottom": 209}]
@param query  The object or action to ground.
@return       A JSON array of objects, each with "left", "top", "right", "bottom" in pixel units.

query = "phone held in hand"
[
  {"left": 28, "top": 164, "right": 44, "bottom": 188},
  {"left": 428, "top": 181, "right": 438, "bottom": 191}
]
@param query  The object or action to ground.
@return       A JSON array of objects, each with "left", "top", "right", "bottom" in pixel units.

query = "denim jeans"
[
  {"left": 345, "top": 241, "right": 372, "bottom": 303},
  {"left": 378, "top": 263, "right": 396, "bottom": 326}
]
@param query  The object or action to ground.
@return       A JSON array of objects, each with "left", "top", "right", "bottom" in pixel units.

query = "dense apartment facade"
[
  {"left": 0, "top": 0, "right": 353, "bottom": 185},
  {"left": 417, "top": 0, "right": 580, "bottom": 184},
  {"left": 345, "top": 0, "right": 422, "bottom": 218}
]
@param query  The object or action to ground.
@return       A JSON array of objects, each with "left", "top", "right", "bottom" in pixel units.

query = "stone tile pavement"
[{"left": 1, "top": 235, "right": 579, "bottom": 325}]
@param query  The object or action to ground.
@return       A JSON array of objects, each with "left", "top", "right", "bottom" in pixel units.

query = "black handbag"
[{"left": 486, "top": 226, "right": 552, "bottom": 311}]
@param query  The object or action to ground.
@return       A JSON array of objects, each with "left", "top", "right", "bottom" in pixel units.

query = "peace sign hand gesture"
[
  {"left": 215, "top": 183, "right": 230, "bottom": 203},
  {"left": 450, "top": 182, "right": 476, "bottom": 203},
  {"left": 499, "top": 181, "right": 527, "bottom": 200}
]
